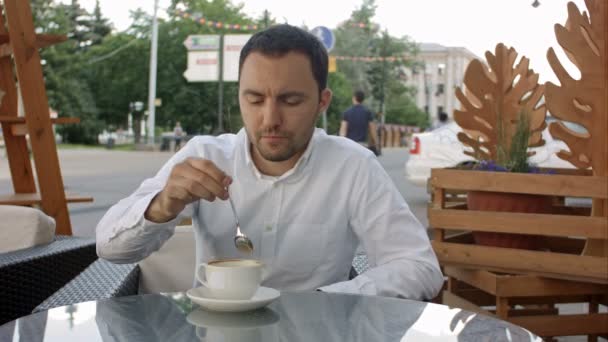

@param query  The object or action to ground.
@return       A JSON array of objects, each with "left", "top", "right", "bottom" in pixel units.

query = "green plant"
[
  {"left": 454, "top": 43, "right": 547, "bottom": 173},
  {"left": 483, "top": 110, "right": 533, "bottom": 173}
]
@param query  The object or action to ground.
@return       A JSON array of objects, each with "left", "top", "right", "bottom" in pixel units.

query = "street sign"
[
  {"left": 222, "top": 34, "right": 252, "bottom": 81},
  {"left": 183, "top": 51, "right": 219, "bottom": 82},
  {"left": 310, "top": 26, "right": 335, "bottom": 52},
  {"left": 183, "top": 35, "right": 220, "bottom": 51}
]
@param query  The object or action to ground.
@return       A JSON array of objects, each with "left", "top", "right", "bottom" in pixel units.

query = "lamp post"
[{"left": 146, "top": 0, "right": 159, "bottom": 145}]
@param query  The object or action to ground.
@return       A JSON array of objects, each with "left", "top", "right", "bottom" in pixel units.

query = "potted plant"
[{"left": 453, "top": 43, "right": 553, "bottom": 250}]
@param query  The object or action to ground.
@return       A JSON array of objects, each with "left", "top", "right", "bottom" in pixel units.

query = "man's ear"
[{"left": 318, "top": 88, "right": 333, "bottom": 114}]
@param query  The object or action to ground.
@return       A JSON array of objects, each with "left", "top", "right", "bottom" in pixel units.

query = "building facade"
[{"left": 406, "top": 43, "right": 480, "bottom": 128}]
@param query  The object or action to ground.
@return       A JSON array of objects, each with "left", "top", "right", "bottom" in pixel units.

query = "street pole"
[
  {"left": 146, "top": 0, "right": 159, "bottom": 145},
  {"left": 217, "top": 34, "right": 224, "bottom": 133},
  {"left": 378, "top": 30, "right": 389, "bottom": 152}
]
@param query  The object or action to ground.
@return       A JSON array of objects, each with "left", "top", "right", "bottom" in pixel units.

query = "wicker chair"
[{"left": 0, "top": 235, "right": 96, "bottom": 325}]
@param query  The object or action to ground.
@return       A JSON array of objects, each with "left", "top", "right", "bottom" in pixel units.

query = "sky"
[{"left": 61, "top": 0, "right": 588, "bottom": 83}]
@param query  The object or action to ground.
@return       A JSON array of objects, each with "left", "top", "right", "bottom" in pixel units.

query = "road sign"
[
  {"left": 310, "top": 26, "right": 335, "bottom": 52},
  {"left": 183, "top": 35, "right": 220, "bottom": 51},
  {"left": 183, "top": 51, "right": 219, "bottom": 82}
]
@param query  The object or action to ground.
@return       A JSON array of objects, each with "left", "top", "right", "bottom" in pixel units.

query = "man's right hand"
[{"left": 145, "top": 158, "right": 232, "bottom": 223}]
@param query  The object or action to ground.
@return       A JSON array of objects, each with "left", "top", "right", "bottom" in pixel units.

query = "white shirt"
[{"left": 96, "top": 128, "right": 443, "bottom": 299}]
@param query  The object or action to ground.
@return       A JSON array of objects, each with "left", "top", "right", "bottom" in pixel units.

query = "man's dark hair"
[
  {"left": 354, "top": 90, "right": 365, "bottom": 103},
  {"left": 239, "top": 24, "right": 328, "bottom": 94}
]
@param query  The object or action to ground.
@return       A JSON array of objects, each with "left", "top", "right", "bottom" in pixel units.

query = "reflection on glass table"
[{"left": 0, "top": 291, "right": 540, "bottom": 342}]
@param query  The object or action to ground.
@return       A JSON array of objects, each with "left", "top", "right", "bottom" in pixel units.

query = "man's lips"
[{"left": 261, "top": 135, "right": 287, "bottom": 140}]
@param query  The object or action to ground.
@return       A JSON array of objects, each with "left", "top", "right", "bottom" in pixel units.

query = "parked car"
[{"left": 404, "top": 120, "right": 581, "bottom": 187}]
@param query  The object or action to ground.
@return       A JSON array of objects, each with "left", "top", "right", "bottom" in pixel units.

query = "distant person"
[
  {"left": 339, "top": 90, "right": 379, "bottom": 155},
  {"left": 173, "top": 121, "right": 183, "bottom": 152}
]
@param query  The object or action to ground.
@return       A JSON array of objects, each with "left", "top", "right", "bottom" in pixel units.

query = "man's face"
[{"left": 239, "top": 51, "right": 331, "bottom": 163}]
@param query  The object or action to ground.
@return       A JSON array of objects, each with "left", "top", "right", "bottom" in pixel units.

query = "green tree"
[
  {"left": 332, "top": 0, "right": 427, "bottom": 129},
  {"left": 322, "top": 71, "right": 353, "bottom": 135}
]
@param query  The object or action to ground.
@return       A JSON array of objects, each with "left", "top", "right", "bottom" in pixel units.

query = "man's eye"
[
  {"left": 246, "top": 96, "right": 263, "bottom": 104},
  {"left": 284, "top": 97, "right": 302, "bottom": 105}
]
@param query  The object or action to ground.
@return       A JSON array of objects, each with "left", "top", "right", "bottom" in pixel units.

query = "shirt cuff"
[
  {"left": 109, "top": 190, "right": 183, "bottom": 242},
  {"left": 317, "top": 274, "right": 377, "bottom": 296}
]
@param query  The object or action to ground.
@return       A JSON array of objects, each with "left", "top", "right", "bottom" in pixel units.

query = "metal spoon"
[{"left": 227, "top": 195, "right": 254, "bottom": 253}]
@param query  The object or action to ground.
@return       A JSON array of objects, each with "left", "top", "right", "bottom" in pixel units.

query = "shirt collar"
[{"left": 238, "top": 128, "right": 320, "bottom": 182}]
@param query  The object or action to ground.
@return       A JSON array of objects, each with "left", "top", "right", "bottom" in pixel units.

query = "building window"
[
  {"left": 436, "top": 84, "right": 445, "bottom": 96},
  {"left": 438, "top": 63, "right": 446, "bottom": 76}
]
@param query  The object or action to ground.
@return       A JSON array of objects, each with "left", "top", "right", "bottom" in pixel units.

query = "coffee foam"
[{"left": 209, "top": 259, "right": 261, "bottom": 268}]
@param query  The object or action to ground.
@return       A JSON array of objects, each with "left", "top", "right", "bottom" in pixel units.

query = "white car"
[{"left": 404, "top": 121, "right": 577, "bottom": 187}]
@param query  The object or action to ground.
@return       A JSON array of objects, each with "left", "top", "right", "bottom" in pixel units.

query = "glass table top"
[{"left": 0, "top": 291, "right": 540, "bottom": 341}]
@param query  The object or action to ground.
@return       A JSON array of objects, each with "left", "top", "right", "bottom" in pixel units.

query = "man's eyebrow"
[
  {"left": 241, "top": 90, "right": 308, "bottom": 99},
  {"left": 241, "top": 89, "right": 264, "bottom": 96},
  {"left": 277, "top": 91, "right": 308, "bottom": 99}
]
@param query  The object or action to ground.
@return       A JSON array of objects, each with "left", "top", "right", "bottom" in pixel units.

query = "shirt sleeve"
[
  {"left": 95, "top": 141, "right": 199, "bottom": 264},
  {"left": 341, "top": 108, "right": 350, "bottom": 121},
  {"left": 318, "top": 154, "right": 444, "bottom": 300}
]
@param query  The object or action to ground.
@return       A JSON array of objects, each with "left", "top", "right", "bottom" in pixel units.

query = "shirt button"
[{"left": 265, "top": 225, "right": 273, "bottom": 232}]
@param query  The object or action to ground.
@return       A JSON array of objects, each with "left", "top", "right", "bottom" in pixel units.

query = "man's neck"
[{"left": 250, "top": 145, "right": 306, "bottom": 177}]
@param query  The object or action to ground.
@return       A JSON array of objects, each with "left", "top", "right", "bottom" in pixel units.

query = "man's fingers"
[
  {"left": 187, "top": 159, "right": 232, "bottom": 188},
  {"left": 179, "top": 162, "right": 227, "bottom": 200}
]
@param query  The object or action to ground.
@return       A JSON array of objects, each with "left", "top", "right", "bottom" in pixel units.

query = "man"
[
  {"left": 339, "top": 90, "right": 379, "bottom": 153},
  {"left": 96, "top": 24, "right": 443, "bottom": 299},
  {"left": 173, "top": 121, "right": 183, "bottom": 152}
]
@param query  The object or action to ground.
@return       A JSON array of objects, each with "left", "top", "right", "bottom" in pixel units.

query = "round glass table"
[{"left": 0, "top": 291, "right": 540, "bottom": 341}]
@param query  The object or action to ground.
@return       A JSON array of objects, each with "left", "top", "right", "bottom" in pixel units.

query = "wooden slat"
[
  {"left": 0, "top": 7, "right": 36, "bottom": 194},
  {"left": 509, "top": 313, "right": 608, "bottom": 337},
  {"left": 0, "top": 33, "right": 67, "bottom": 57},
  {"left": 429, "top": 208, "right": 608, "bottom": 239},
  {"left": 442, "top": 291, "right": 496, "bottom": 317},
  {"left": 0, "top": 193, "right": 93, "bottom": 206},
  {"left": 6, "top": 117, "right": 81, "bottom": 136},
  {"left": 497, "top": 274, "right": 608, "bottom": 297},
  {"left": 431, "top": 169, "right": 608, "bottom": 199},
  {"left": 0, "top": 116, "right": 80, "bottom": 124},
  {"left": 433, "top": 241, "right": 608, "bottom": 284},
  {"left": 445, "top": 267, "right": 498, "bottom": 294},
  {"left": 446, "top": 267, "right": 608, "bottom": 297},
  {"left": 4, "top": 0, "right": 72, "bottom": 234},
  {"left": 431, "top": 186, "right": 445, "bottom": 241}
]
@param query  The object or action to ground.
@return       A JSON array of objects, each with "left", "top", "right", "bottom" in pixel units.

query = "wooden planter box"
[
  {"left": 443, "top": 266, "right": 608, "bottom": 340},
  {"left": 429, "top": 168, "right": 608, "bottom": 284}
]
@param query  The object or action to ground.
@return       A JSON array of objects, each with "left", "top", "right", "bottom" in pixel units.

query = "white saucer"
[
  {"left": 186, "top": 286, "right": 280, "bottom": 312},
  {"left": 186, "top": 307, "right": 280, "bottom": 328}
]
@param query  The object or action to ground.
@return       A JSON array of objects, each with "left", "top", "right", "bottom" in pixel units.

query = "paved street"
[{"left": 0, "top": 147, "right": 428, "bottom": 237}]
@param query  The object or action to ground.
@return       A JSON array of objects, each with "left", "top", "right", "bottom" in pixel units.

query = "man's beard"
[{"left": 254, "top": 131, "right": 297, "bottom": 162}]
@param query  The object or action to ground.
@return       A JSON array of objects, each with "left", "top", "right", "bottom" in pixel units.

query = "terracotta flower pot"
[{"left": 466, "top": 191, "right": 554, "bottom": 250}]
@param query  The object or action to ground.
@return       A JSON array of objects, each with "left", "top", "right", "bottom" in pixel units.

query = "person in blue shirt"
[{"left": 339, "top": 90, "right": 379, "bottom": 153}]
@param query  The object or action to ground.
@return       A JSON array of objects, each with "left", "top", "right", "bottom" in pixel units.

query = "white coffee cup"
[{"left": 196, "top": 259, "right": 263, "bottom": 300}]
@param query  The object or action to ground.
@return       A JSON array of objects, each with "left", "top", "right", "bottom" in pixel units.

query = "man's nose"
[{"left": 261, "top": 100, "right": 282, "bottom": 129}]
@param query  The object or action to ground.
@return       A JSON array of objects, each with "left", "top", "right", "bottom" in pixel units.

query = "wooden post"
[
  {"left": 0, "top": 5, "right": 36, "bottom": 194},
  {"left": 3, "top": 0, "right": 72, "bottom": 234}
]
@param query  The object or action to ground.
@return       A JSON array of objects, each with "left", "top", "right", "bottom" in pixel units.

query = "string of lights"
[
  {"left": 333, "top": 55, "right": 409, "bottom": 62},
  {"left": 172, "top": 9, "right": 259, "bottom": 31}
]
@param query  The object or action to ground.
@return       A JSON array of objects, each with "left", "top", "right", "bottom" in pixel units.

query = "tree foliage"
[{"left": 31, "top": 0, "right": 425, "bottom": 144}]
